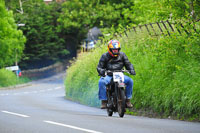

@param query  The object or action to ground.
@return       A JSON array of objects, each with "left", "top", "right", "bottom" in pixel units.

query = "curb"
[{"left": 0, "top": 83, "right": 32, "bottom": 90}]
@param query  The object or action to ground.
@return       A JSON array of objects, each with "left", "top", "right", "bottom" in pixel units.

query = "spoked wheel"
[
  {"left": 107, "top": 99, "right": 113, "bottom": 116},
  {"left": 106, "top": 90, "right": 113, "bottom": 117},
  {"left": 117, "top": 88, "right": 126, "bottom": 117}
]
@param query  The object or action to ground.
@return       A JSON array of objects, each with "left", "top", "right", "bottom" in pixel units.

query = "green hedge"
[
  {"left": 65, "top": 30, "right": 200, "bottom": 121},
  {"left": 0, "top": 69, "right": 30, "bottom": 88}
]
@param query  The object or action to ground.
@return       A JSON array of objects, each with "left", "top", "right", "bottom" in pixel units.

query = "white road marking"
[
  {"left": 32, "top": 91, "right": 38, "bottom": 93},
  {"left": 44, "top": 120, "right": 102, "bottom": 133},
  {"left": 2, "top": 111, "right": 30, "bottom": 118},
  {"left": 54, "top": 86, "right": 62, "bottom": 90},
  {"left": 0, "top": 86, "right": 63, "bottom": 96}
]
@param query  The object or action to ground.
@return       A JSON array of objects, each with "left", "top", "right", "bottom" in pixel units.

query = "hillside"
[{"left": 65, "top": 22, "right": 200, "bottom": 121}]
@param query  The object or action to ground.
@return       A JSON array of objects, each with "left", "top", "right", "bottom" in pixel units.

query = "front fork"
[{"left": 106, "top": 85, "right": 113, "bottom": 108}]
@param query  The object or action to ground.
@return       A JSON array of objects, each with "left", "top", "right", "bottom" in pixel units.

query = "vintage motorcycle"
[{"left": 105, "top": 70, "right": 130, "bottom": 117}]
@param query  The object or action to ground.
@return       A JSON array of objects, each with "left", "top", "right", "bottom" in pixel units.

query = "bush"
[
  {"left": 0, "top": 69, "right": 30, "bottom": 88},
  {"left": 123, "top": 32, "right": 200, "bottom": 120},
  {"left": 0, "top": 69, "right": 18, "bottom": 87}
]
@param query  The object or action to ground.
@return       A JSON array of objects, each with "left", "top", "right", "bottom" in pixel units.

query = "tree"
[
  {"left": 58, "top": 0, "right": 136, "bottom": 43},
  {"left": 0, "top": 1, "right": 26, "bottom": 68},
  {"left": 20, "top": 2, "right": 70, "bottom": 69},
  {"left": 131, "top": 0, "right": 200, "bottom": 24},
  {"left": 6, "top": 0, "right": 70, "bottom": 69}
]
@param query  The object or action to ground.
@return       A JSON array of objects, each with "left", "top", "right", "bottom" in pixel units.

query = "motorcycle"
[{"left": 105, "top": 70, "right": 130, "bottom": 118}]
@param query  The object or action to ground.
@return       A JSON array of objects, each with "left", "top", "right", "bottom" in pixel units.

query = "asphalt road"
[{"left": 0, "top": 73, "right": 199, "bottom": 133}]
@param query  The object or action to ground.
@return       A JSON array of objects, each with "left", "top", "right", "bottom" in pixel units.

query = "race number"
[{"left": 113, "top": 72, "right": 124, "bottom": 82}]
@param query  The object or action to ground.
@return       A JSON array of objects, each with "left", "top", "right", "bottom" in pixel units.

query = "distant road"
[{"left": 0, "top": 72, "right": 199, "bottom": 133}]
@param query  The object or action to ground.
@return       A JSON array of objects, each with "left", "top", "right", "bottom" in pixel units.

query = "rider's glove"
[
  {"left": 99, "top": 69, "right": 106, "bottom": 77},
  {"left": 130, "top": 70, "right": 136, "bottom": 75},
  {"left": 107, "top": 71, "right": 113, "bottom": 76}
]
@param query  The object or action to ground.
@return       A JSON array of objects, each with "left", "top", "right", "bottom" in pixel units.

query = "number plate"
[{"left": 113, "top": 72, "right": 124, "bottom": 82}]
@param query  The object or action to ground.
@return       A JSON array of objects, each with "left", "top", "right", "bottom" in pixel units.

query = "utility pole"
[{"left": 15, "top": 50, "right": 18, "bottom": 66}]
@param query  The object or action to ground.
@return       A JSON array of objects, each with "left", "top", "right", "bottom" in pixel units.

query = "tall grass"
[
  {"left": 65, "top": 47, "right": 105, "bottom": 106},
  {"left": 0, "top": 69, "right": 30, "bottom": 88},
  {"left": 65, "top": 28, "right": 200, "bottom": 120},
  {"left": 122, "top": 31, "right": 200, "bottom": 120}
]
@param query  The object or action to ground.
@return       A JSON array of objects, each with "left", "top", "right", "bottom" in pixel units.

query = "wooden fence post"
[
  {"left": 124, "top": 30, "right": 128, "bottom": 37},
  {"left": 156, "top": 22, "right": 164, "bottom": 35},
  {"left": 145, "top": 24, "right": 151, "bottom": 35},
  {"left": 161, "top": 21, "right": 171, "bottom": 36},
  {"left": 150, "top": 23, "right": 157, "bottom": 36},
  {"left": 139, "top": 25, "right": 143, "bottom": 31},
  {"left": 133, "top": 27, "right": 137, "bottom": 33},
  {"left": 180, "top": 24, "right": 189, "bottom": 35},
  {"left": 166, "top": 20, "right": 175, "bottom": 32}
]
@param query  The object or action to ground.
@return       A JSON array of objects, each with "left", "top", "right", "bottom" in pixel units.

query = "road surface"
[{"left": 0, "top": 72, "right": 199, "bottom": 133}]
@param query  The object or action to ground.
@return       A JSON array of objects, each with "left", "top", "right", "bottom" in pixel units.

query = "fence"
[
  {"left": 103, "top": 19, "right": 200, "bottom": 43},
  {"left": 80, "top": 19, "right": 199, "bottom": 52},
  {"left": 126, "top": 20, "right": 198, "bottom": 36}
]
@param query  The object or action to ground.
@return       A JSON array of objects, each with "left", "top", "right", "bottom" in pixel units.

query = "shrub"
[
  {"left": 0, "top": 69, "right": 18, "bottom": 87},
  {"left": 0, "top": 69, "right": 30, "bottom": 88}
]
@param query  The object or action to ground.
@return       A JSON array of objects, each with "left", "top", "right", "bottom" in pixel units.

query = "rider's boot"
[
  {"left": 126, "top": 99, "right": 133, "bottom": 108},
  {"left": 101, "top": 100, "right": 107, "bottom": 109}
]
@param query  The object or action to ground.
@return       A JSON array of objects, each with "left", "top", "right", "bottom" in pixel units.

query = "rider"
[{"left": 97, "top": 40, "right": 136, "bottom": 109}]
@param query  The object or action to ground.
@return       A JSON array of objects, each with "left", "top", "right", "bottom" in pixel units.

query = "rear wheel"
[{"left": 117, "top": 88, "right": 126, "bottom": 117}]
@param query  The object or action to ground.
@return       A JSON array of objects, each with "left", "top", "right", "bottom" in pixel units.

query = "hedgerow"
[{"left": 65, "top": 28, "right": 200, "bottom": 121}]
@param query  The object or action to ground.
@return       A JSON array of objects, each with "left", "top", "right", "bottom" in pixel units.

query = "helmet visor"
[
  {"left": 112, "top": 49, "right": 119, "bottom": 54},
  {"left": 110, "top": 48, "right": 120, "bottom": 55}
]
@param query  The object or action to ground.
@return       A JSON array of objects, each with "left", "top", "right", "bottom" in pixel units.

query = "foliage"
[
  {"left": 0, "top": 0, "right": 26, "bottom": 68},
  {"left": 124, "top": 31, "right": 200, "bottom": 120},
  {"left": 64, "top": 0, "right": 200, "bottom": 121},
  {"left": 4, "top": 0, "right": 200, "bottom": 70},
  {"left": 131, "top": 0, "right": 200, "bottom": 24},
  {"left": 65, "top": 24, "right": 200, "bottom": 120},
  {"left": 0, "top": 69, "right": 30, "bottom": 88},
  {"left": 58, "top": 0, "right": 135, "bottom": 42},
  {"left": 65, "top": 47, "right": 105, "bottom": 106},
  {"left": 0, "top": 69, "right": 18, "bottom": 87},
  {"left": 165, "top": 0, "right": 200, "bottom": 21},
  {"left": 19, "top": 1, "right": 69, "bottom": 69},
  {"left": 5, "top": 0, "right": 70, "bottom": 69}
]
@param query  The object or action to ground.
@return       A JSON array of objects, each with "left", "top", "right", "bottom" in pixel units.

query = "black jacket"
[{"left": 97, "top": 52, "right": 136, "bottom": 76}]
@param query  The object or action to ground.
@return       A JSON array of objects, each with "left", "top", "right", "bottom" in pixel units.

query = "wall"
[{"left": 22, "top": 60, "right": 69, "bottom": 79}]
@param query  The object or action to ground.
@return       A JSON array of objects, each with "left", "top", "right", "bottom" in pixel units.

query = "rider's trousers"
[{"left": 98, "top": 75, "right": 133, "bottom": 100}]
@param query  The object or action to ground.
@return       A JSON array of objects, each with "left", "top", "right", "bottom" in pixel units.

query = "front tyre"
[
  {"left": 117, "top": 88, "right": 126, "bottom": 117},
  {"left": 107, "top": 109, "right": 113, "bottom": 116}
]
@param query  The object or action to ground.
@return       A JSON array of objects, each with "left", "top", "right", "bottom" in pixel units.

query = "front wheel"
[
  {"left": 106, "top": 88, "right": 113, "bottom": 117},
  {"left": 117, "top": 88, "right": 126, "bottom": 117},
  {"left": 107, "top": 109, "right": 113, "bottom": 116}
]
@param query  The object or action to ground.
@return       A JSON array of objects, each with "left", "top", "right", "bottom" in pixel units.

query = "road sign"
[
  {"left": 17, "top": 24, "right": 25, "bottom": 26},
  {"left": 6, "top": 66, "right": 19, "bottom": 71}
]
